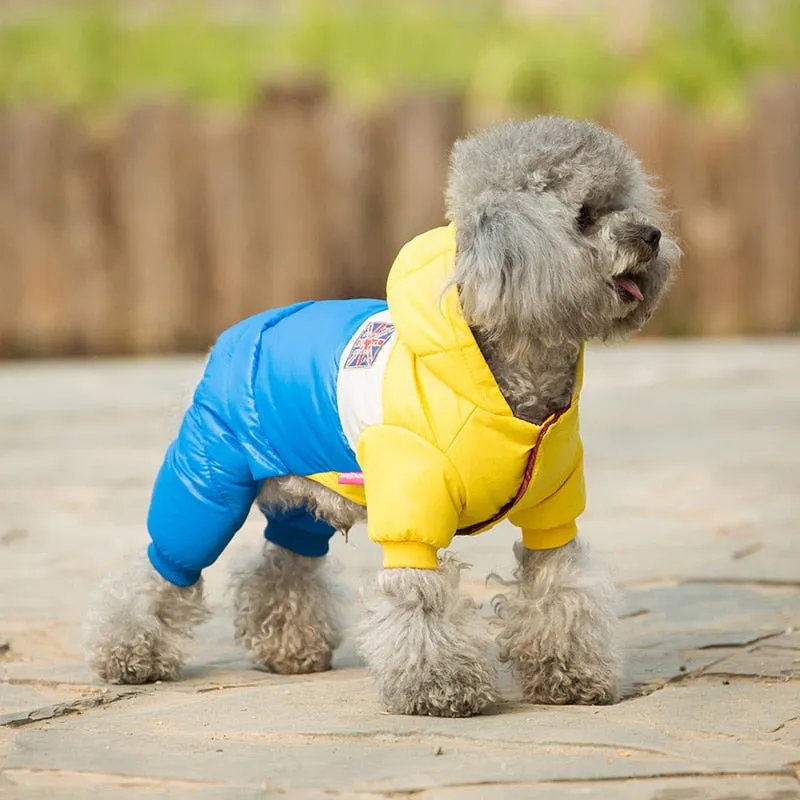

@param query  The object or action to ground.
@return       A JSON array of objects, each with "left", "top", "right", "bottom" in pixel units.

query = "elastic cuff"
[
  {"left": 381, "top": 541, "right": 439, "bottom": 569},
  {"left": 521, "top": 522, "right": 578, "bottom": 551},
  {"left": 147, "top": 543, "right": 201, "bottom": 587},
  {"left": 265, "top": 523, "right": 331, "bottom": 558}
]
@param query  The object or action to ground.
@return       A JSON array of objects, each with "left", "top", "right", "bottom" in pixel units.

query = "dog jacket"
[{"left": 146, "top": 225, "right": 586, "bottom": 586}]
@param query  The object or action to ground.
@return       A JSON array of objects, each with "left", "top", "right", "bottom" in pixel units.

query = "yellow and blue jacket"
[{"left": 146, "top": 225, "right": 585, "bottom": 586}]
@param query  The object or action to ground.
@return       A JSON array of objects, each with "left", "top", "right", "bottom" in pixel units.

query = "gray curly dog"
[{"left": 84, "top": 116, "right": 680, "bottom": 717}]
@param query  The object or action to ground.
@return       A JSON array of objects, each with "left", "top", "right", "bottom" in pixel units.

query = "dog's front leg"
[
  {"left": 84, "top": 553, "right": 210, "bottom": 684},
  {"left": 357, "top": 554, "right": 496, "bottom": 717},
  {"left": 494, "top": 538, "right": 620, "bottom": 704}
]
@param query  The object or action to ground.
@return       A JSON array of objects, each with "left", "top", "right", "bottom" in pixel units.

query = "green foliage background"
[{"left": 0, "top": 0, "right": 797, "bottom": 117}]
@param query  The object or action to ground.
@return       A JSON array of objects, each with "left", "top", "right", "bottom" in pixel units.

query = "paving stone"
[
  {"left": 0, "top": 684, "right": 103, "bottom": 718},
  {"left": 622, "top": 645, "right": 742, "bottom": 693},
  {"left": 603, "top": 678, "right": 800, "bottom": 744},
  {"left": 621, "top": 583, "right": 800, "bottom": 662},
  {"left": 762, "top": 632, "right": 800, "bottom": 650},
  {"left": 705, "top": 647, "right": 800, "bottom": 680},
  {"left": 2, "top": 722, "right": 721, "bottom": 792}
]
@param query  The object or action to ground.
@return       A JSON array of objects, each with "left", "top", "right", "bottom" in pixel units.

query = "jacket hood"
[{"left": 386, "top": 225, "right": 582, "bottom": 419}]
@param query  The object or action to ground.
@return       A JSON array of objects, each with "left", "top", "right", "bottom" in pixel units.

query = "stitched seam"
[
  {"left": 244, "top": 325, "right": 288, "bottom": 474},
  {"left": 442, "top": 406, "right": 477, "bottom": 456}
]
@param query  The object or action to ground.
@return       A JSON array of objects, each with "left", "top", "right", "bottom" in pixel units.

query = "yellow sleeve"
[
  {"left": 356, "top": 425, "right": 465, "bottom": 569},
  {"left": 508, "top": 449, "right": 585, "bottom": 551}
]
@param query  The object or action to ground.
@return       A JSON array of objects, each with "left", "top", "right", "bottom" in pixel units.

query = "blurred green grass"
[{"left": 0, "top": 0, "right": 797, "bottom": 117}]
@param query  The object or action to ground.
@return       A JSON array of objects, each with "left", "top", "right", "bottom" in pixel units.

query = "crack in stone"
[
  {"left": 194, "top": 681, "right": 275, "bottom": 693},
  {"left": 682, "top": 578, "right": 800, "bottom": 589},
  {"left": 386, "top": 770, "right": 800, "bottom": 797},
  {"left": 732, "top": 543, "right": 764, "bottom": 560},
  {"left": 624, "top": 652, "right": 739, "bottom": 698},
  {"left": 0, "top": 677, "right": 105, "bottom": 690},
  {"left": 0, "top": 690, "right": 139, "bottom": 729},
  {"left": 768, "top": 716, "right": 800, "bottom": 734},
  {"left": 695, "top": 631, "right": 788, "bottom": 650},
  {"left": 620, "top": 607, "right": 651, "bottom": 620},
  {"left": 620, "top": 578, "right": 800, "bottom": 590},
  {"left": 672, "top": 672, "right": 800, "bottom": 685},
  {"left": 627, "top": 636, "right": 800, "bottom": 698},
  {"left": 3, "top": 767, "right": 229, "bottom": 789},
  {"left": 209, "top": 730, "right": 678, "bottom": 759}
]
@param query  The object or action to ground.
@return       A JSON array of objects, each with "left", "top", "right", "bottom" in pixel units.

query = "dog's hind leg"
[
  {"left": 493, "top": 538, "right": 621, "bottom": 704},
  {"left": 231, "top": 477, "right": 363, "bottom": 674},
  {"left": 84, "top": 553, "right": 210, "bottom": 684},
  {"left": 357, "top": 554, "right": 497, "bottom": 717},
  {"left": 232, "top": 540, "right": 342, "bottom": 674}
]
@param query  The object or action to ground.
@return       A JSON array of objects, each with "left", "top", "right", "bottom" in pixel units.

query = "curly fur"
[
  {"left": 83, "top": 553, "right": 209, "bottom": 684},
  {"left": 356, "top": 553, "right": 496, "bottom": 717},
  {"left": 85, "top": 115, "right": 678, "bottom": 714},
  {"left": 493, "top": 539, "right": 621, "bottom": 704},
  {"left": 231, "top": 541, "right": 343, "bottom": 674},
  {"left": 258, "top": 475, "right": 365, "bottom": 531}
]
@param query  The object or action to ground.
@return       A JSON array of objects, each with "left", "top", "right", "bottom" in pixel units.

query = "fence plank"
[
  {"left": 378, "top": 92, "right": 464, "bottom": 266},
  {"left": 251, "top": 81, "right": 331, "bottom": 311},
  {"left": 63, "top": 126, "right": 123, "bottom": 354},
  {"left": 683, "top": 119, "right": 754, "bottom": 336},
  {"left": 322, "top": 107, "right": 384, "bottom": 300},
  {"left": 604, "top": 100, "right": 691, "bottom": 335},
  {"left": 200, "top": 113, "right": 255, "bottom": 338},
  {"left": 3, "top": 109, "right": 71, "bottom": 355},
  {"left": 751, "top": 78, "right": 800, "bottom": 333},
  {"left": 113, "top": 103, "right": 203, "bottom": 353},
  {"left": 0, "top": 116, "right": 15, "bottom": 354}
]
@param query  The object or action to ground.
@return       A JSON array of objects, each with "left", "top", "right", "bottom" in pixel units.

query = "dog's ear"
[
  {"left": 445, "top": 123, "right": 612, "bottom": 348},
  {"left": 449, "top": 188, "right": 593, "bottom": 347},
  {"left": 450, "top": 205, "right": 514, "bottom": 328}
]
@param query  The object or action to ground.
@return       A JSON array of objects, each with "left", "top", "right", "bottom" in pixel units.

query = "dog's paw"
[
  {"left": 232, "top": 544, "right": 341, "bottom": 675},
  {"left": 381, "top": 666, "right": 497, "bottom": 718},
  {"left": 516, "top": 656, "right": 619, "bottom": 706},
  {"left": 236, "top": 618, "right": 336, "bottom": 675},
  {"left": 87, "top": 622, "right": 184, "bottom": 685},
  {"left": 84, "top": 557, "right": 209, "bottom": 685},
  {"left": 496, "top": 603, "right": 621, "bottom": 706}
]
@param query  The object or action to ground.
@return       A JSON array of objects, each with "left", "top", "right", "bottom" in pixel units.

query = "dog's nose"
[{"left": 640, "top": 225, "right": 662, "bottom": 248}]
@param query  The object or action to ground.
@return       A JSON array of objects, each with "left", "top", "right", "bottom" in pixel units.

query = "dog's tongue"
[{"left": 616, "top": 277, "right": 644, "bottom": 301}]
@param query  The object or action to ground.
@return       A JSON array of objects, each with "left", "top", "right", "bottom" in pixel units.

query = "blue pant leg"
[{"left": 262, "top": 505, "right": 337, "bottom": 557}]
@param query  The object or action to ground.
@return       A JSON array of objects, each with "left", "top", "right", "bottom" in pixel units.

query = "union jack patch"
[{"left": 344, "top": 321, "right": 395, "bottom": 369}]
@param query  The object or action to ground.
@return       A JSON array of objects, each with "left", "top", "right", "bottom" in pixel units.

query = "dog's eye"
[{"left": 576, "top": 204, "right": 594, "bottom": 231}]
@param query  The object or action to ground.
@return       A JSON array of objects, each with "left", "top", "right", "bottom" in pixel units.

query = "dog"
[{"left": 84, "top": 116, "right": 680, "bottom": 717}]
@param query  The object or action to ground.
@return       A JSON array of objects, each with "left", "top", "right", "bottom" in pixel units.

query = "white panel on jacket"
[{"left": 336, "top": 309, "right": 397, "bottom": 454}]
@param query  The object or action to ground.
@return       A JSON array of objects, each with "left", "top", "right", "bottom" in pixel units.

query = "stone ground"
[{"left": 1, "top": 339, "right": 799, "bottom": 799}]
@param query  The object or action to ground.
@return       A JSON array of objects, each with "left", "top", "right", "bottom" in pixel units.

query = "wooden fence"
[{"left": 0, "top": 77, "right": 798, "bottom": 357}]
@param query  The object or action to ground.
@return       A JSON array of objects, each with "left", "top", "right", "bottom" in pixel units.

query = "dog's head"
[{"left": 446, "top": 116, "right": 680, "bottom": 354}]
